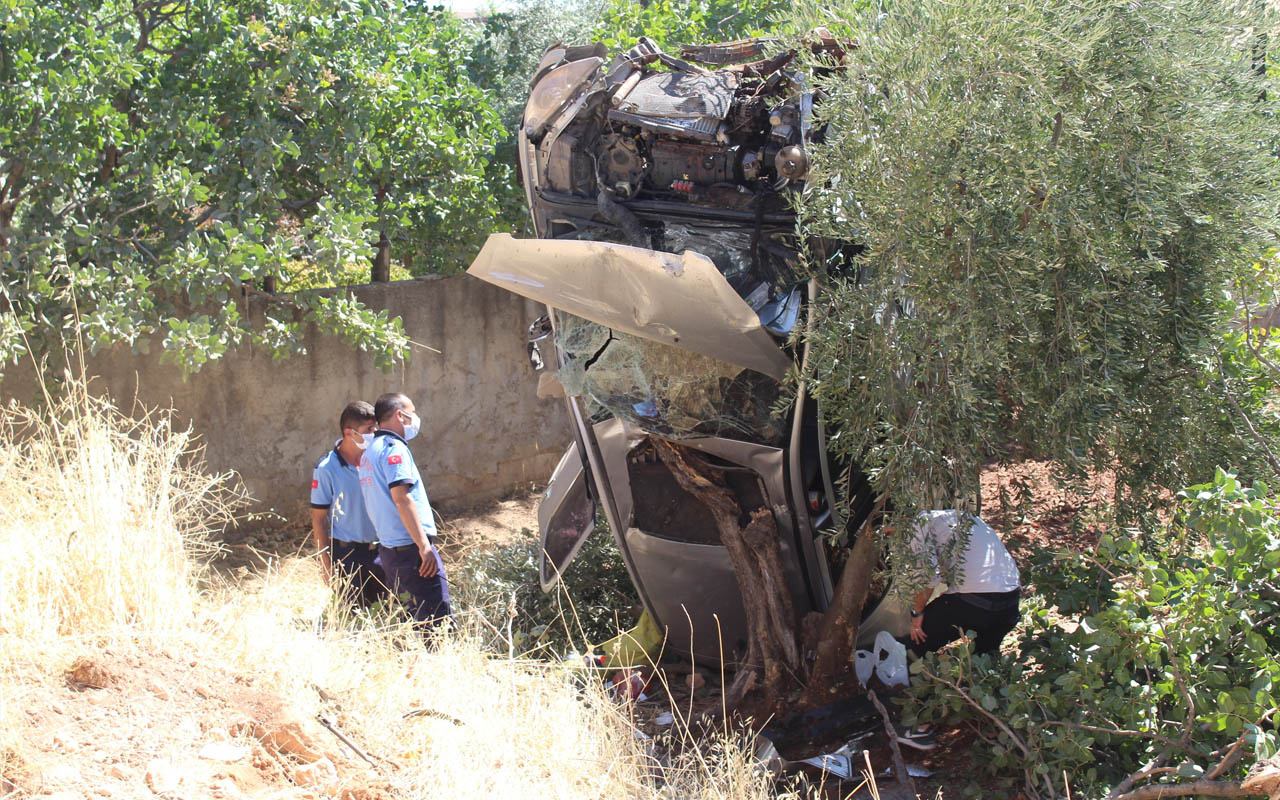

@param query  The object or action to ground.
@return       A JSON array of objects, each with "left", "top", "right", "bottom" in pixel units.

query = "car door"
[{"left": 536, "top": 440, "right": 596, "bottom": 591}]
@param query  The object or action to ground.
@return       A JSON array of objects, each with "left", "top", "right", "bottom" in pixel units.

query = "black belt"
[
  {"left": 958, "top": 588, "right": 1021, "bottom": 611},
  {"left": 334, "top": 540, "right": 378, "bottom": 551},
  {"left": 383, "top": 539, "right": 438, "bottom": 552}
]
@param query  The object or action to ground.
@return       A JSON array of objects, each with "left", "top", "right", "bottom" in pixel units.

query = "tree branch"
[
  {"left": 868, "top": 689, "right": 916, "bottom": 796},
  {"left": 1110, "top": 779, "right": 1251, "bottom": 800},
  {"left": 916, "top": 663, "right": 1055, "bottom": 799},
  {"left": 1106, "top": 744, "right": 1174, "bottom": 800},
  {"left": 915, "top": 664, "right": 1031, "bottom": 758},
  {"left": 1215, "top": 351, "right": 1280, "bottom": 480},
  {"left": 1039, "top": 720, "right": 1186, "bottom": 752}
]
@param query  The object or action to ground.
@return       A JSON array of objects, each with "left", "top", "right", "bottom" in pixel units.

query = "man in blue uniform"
[
  {"left": 359, "top": 392, "right": 452, "bottom": 629},
  {"left": 310, "top": 401, "right": 387, "bottom": 607}
]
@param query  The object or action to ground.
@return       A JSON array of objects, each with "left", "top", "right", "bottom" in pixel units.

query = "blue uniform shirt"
[
  {"left": 310, "top": 445, "right": 378, "bottom": 543},
  {"left": 359, "top": 430, "right": 437, "bottom": 548}
]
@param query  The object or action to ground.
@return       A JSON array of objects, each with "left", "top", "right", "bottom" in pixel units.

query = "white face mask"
[
  {"left": 401, "top": 410, "right": 421, "bottom": 441},
  {"left": 356, "top": 432, "right": 373, "bottom": 450}
]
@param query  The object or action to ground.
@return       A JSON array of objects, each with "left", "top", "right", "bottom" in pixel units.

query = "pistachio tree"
[{"left": 0, "top": 0, "right": 504, "bottom": 373}]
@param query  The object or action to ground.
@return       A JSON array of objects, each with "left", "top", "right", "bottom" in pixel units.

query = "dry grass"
[{"left": 0, "top": 378, "right": 804, "bottom": 800}]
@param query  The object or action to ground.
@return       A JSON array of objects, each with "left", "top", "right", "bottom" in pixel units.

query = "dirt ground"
[
  {"left": 8, "top": 649, "right": 391, "bottom": 800},
  {"left": 980, "top": 458, "right": 1112, "bottom": 561}
]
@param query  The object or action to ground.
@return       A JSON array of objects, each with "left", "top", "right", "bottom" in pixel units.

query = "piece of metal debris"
[
  {"left": 877, "top": 764, "right": 934, "bottom": 779},
  {"left": 798, "top": 751, "right": 859, "bottom": 781}
]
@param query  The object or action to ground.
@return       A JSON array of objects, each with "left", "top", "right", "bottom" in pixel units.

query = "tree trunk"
[
  {"left": 653, "top": 440, "right": 800, "bottom": 711},
  {"left": 802, "top": 499, "right": 883, "bottom": 706},
  {"left": 371, "top": 231, "right": 390, "bottom": 282}
]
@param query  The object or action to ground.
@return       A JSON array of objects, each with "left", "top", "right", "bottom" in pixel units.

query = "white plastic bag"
[
  {"left": 873, "top": 630, "right": 909, "bottom": 687},
  {"left": 854, "top": 649, "right": 875, "bottom": 686}
]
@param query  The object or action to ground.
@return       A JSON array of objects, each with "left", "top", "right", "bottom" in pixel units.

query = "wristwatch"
[{"left": 910, "top": 608, "right": 922, "bottom": 618}]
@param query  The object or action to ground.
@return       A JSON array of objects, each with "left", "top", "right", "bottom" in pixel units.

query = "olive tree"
[
  {"left": 0, "top": 0, "right": 504, "bottom": 374},
  {"left": 790, "top": 0, "right": 1280, "bottom": 696}
]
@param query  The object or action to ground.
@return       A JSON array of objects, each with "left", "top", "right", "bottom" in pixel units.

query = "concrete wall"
[{"left": 0, "top": 275, "right": 572, "bottom": 518}]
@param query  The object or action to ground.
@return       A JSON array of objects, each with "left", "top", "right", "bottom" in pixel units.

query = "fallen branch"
[
  {"left": 1106, "top": 744, "right": 1174, "bottom": 800},
  {"left": 1039, "top": 719, "right": 1187, "bottom": 752},
  {"left": 916, "top": 665, "right": 1031, "bottom": 759},
  {"left": 316, "top": 712, "right": 379, "bottom": 767},
  {"left": 1209, "top": 710, "right": 1277, "bottom": 782},
  {"left": 1111, "top": 778, "right": 1252, "bottom": 800},
  {"left": 868, "top": 689, "right": 916, "bottom": 797}
]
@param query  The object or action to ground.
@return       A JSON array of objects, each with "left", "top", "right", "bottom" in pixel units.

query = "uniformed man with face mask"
[
  {"left": 359, "top": 392, "right": 452, "bottom": 629},
  {"left": 309, "top": 401, "right": 387, "bottom": 607}
]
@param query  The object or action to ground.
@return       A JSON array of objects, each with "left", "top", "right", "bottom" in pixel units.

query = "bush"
[
  {"left": 903, "top": 470, "right": 1280, "bottom": 798},
  {"left": 456, "top": 519, "right": 640, "bottom": 656}
]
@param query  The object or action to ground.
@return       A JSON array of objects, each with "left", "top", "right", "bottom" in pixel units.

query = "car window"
[{"left": 554, "top": 311, "right": 785, "bottom": 445}]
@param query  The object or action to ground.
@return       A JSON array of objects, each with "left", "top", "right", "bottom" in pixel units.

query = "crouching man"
[
  {"left": 903, "top": 510, "right": 1021, "bottom": 657},
  {"left": 310, "top": 401, "right": 387, "bottom": 607},
  {"left": 358, "top": 392, "right": 452, "bottom": 631}
]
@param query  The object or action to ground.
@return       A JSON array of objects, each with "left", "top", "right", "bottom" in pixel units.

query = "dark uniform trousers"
[
  {"left": 907, "top": 589, "right": 1021, "bottom": 657},
  {"left": 331, "top": 539, "right": 389, "bottom": 608},
  {"left": 377, "top": 543, "right": 453, "bottom": 629}
]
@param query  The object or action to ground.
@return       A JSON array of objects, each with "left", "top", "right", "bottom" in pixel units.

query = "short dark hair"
[
  {"left": 339, "top": 401, "right": 375, "bottom": 432},
  {"left": 374, "top": 392, "right": 410, "bottom": 423}
]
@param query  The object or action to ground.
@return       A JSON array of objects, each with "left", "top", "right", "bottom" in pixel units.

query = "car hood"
[{"left": 466, "top": 233, "right": 793, "bottom": 381}]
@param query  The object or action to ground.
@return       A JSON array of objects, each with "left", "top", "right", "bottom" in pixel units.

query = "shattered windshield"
[{"left": 554, "top": 311, "right": 785, "bottom": 445}]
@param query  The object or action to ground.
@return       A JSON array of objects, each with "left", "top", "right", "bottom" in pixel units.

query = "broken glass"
[{"left": 554, "top": 311, "right": 785, "bottom": 445}]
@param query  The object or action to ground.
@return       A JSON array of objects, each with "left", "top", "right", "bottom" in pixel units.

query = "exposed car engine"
[
  {"left": 518, "top": 36, "right": 831, "bottom": 305},
  {"left": 536, "top": 51, "right": 810, "bottom": 205},
  {"left": 526, "top": 37, "right": 814, "bottom": 205}
]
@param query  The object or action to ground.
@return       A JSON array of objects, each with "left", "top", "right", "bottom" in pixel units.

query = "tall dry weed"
[{"left": 0, "top": 381, "right": 237, "bottom": 655}]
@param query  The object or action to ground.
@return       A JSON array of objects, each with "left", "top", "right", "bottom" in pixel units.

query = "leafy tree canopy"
[
  {"left": 794, "top": 0, "right": 1280, "bottom": 526},
  {"left": 0, "top": 0, "right": 504, "bottom": 373}
]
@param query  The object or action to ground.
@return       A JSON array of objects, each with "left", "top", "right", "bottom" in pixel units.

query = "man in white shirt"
[{"left": 903, "top": 510, "right": 1021, "bottom": 656}]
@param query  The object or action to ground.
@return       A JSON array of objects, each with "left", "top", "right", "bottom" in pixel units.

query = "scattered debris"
[
  {"left": 654, "top": 711, "right": 675, "bottom": 726},
  {"left": 798, "top": 745, "right": 860, "bottom": 781},
  {"left": 144, "top": 757, "right": 182, "bottom": 795},
  {"left": 611, "top": 667, "right": 650, "bottom": 701},
  {"left": 872, "top": 631, "right": 910, "bottom": 688},
  {"left": 402, "top": 707, "right": 465, "bottom": 725},
  {"left": 591, "top": 610, "right": 664, "bottom": 669},
  {"left": 878, "top": 763, "right": 934, "bottom": 779}
]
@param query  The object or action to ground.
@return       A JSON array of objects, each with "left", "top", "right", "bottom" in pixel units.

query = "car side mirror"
[{"left": 527, "top": 314, "right": 553, "bottom": 371}]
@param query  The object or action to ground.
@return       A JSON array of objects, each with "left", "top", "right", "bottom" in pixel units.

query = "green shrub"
[
  {"left": 903, "top": 470, "right": 1280, "bottom": 799},
  {"left": 456, "top": 521, "right": 640, "bottom": 657}
]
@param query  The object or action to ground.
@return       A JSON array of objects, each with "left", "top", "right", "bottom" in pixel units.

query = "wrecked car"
[{"left": 467, "top": 36, "right": 910, "bottom": 663}]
